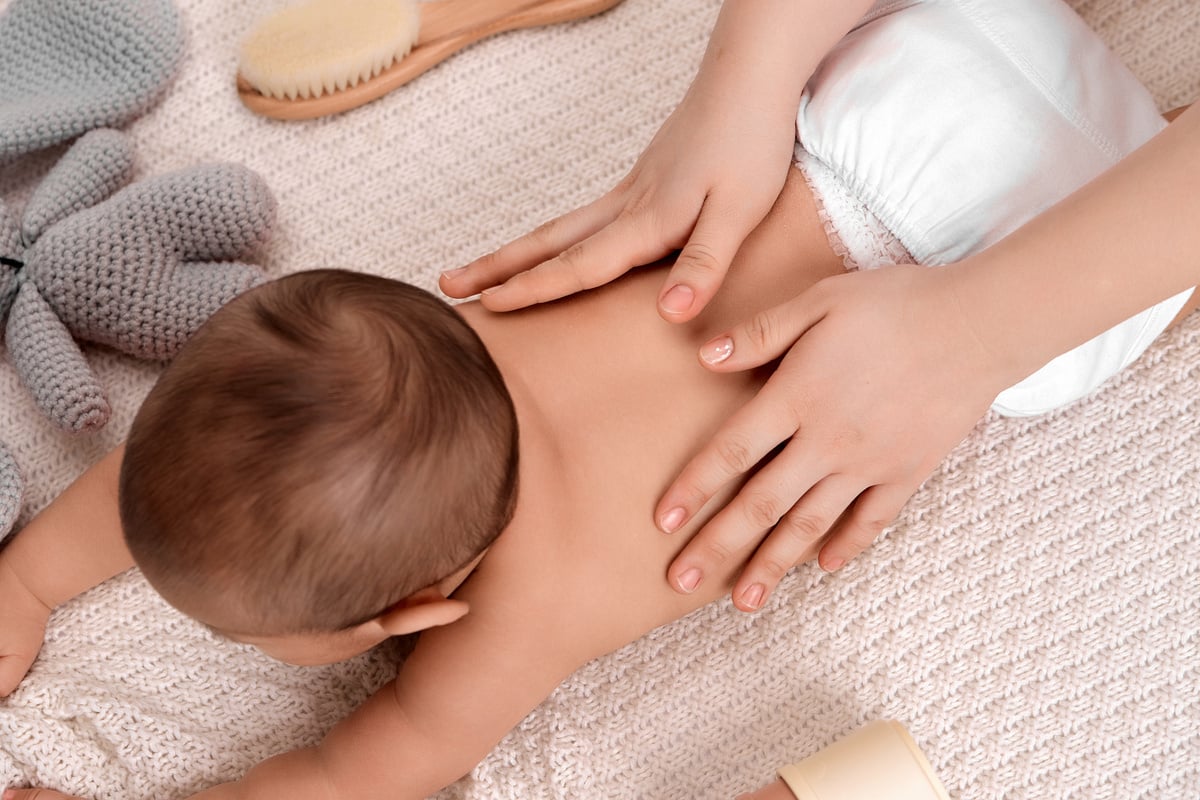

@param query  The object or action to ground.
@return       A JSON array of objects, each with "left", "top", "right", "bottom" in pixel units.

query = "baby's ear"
[{"left": 375, "top": 588, "right": 469, "bottom": 636}]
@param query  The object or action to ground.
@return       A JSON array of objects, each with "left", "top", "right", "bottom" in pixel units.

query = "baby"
[
  {"left": 2, "top": 1, "right": 1194, "bottom": 799},
  {"left": 2, "top": 165, "right": 850, "bottom": 798}
]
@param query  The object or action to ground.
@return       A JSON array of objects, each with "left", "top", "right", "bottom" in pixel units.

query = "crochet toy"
[
  {"left": 0, "top": 0, "right": 277, "bottom": 543},
  {"left": 0, "top": 0, "right": 186, "bottom": 160},
  {"left": 2, "top": 128, "right": 274, "bottom": 429},
  {"left": 0, "top": 130, "right": 274, "bottom": 542},
  {"left": 0, "top": 444, "right": 19, "bottom": 537}
]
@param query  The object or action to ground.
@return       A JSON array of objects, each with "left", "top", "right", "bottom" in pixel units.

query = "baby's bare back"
[{"left": 385, "top": 168, "right": 843, "bottom": 793}]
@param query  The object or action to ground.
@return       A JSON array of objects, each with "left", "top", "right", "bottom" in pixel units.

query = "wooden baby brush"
[{"left": 237, "top": 0, "right": 625, "bottom": 120}]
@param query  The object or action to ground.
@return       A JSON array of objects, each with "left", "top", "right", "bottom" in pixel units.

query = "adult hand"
[
  {"left": 440, "top": 50, "right": 800, "bottom": 322},
  {"left": 441, "top": 0, "right": 878, "bottom": 317},
  {"left": 658, "top": 264, "right": 1012, "bottom": 611},
  {"left": 0, "top": 557, "right": 52, "bottom": 696}
]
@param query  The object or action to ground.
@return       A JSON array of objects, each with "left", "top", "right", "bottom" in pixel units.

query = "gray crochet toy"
[
  {"left": 2, "top": 127, "right": 274, "bottom": 426},
  {"left": 0, "top": 443, "right": 20, "bottom": 537},
  {"left": 0, "top": 0, "right": 279, "bottom": 545},
  {"left": 0, "top": 0, "right": 186, "bottom": 160},
  {"left": 0, "top": 129, "right": 275, "bottom": 542}
]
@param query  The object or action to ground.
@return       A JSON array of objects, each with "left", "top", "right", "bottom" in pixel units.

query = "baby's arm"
[
  {"left": 0, "top": 446, "right": 133, "bottom": 695},
  {"left": 167, "top": 562, "right": 579, "bottom": 800},
  {"left": 1, "top": 450, "right": 565, "bottom": 798}
]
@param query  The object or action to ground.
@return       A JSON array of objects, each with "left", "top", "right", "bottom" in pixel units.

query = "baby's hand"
[
  {"left": 0, "top": 558, "right": 52, "bottom": 696},
  {"left": 441, "top": 55, "right": 800, "bottom": 323},
  {"left": 3, "top": 790, "right": 81, "bottom": 800}
]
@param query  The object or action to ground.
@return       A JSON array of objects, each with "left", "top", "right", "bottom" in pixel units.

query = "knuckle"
[
  {"left": 678, "top": 240, "right": 724, "bottom": 278},
  {"left": 677, "top": 484, "right": 713, "bottom": 513},
  {"left": 621, "top": 184, "right": 657, "bottom": 218},
  {"left": 555, "top": 243, "right": 593, "bottom": 291},
  {"left": 700, "top": 537, "right": 735, "bottom": 566},
  {"left": 779, "top": 510, "right": 827, "bottom": 545},
  {"left": 853, "top": 515, "right": 890, "bottom": 543},
  {"left": 742, "top": 491, "right": 783, "bottom": 529},
  {"left": 715, "top": 434, "right": 756, "bottom": 475},
  {"left": 744, "top": 308, "right": 777, "bottom": 352},
  {"left": 531, "top": 214, "right": 566, "bottom": 244},
  {"left": 854, "top": 499, "right": 898, "bottom": 536},
  {"left": 613, "top": 200, "right": 643, "bottom": 224},
  {"left": 613, "top": 201, "right": 660, "bottom": 247},
  {"left": 526, "top": 274, "right": 558, "bottom": 306},
  {"left": 757, "top": 554, "right": 793, "bottom": 582},
  {"left": 619, "top": 190, "right": 667, "bottom": 236},
  {"left": 863, "top": 513, "right": 892, "bottom": 533}
]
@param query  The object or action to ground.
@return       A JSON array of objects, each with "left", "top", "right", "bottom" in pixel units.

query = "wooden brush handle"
[
  {"left": 239, "top": 0, "right": 626, "bottom": 120},
  {"left": 418, "top": 0, "right": 549, "bottom": 44}
]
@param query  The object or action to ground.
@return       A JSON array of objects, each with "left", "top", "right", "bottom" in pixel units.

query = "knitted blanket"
[{"left": 1, "top": 0, "right": 1197, "bottom": 797}]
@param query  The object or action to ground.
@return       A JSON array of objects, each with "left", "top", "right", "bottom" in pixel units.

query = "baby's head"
[{"left": 119, "top": 269, "right": 518, "bottom": 664}]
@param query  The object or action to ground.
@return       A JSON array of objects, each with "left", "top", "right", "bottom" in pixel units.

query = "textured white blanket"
[{"left": 1, "top": 0, "right": 1197, "bottom": 798}]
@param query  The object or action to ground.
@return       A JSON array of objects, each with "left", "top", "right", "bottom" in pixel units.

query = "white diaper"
[{"left": 796, "top": 0, "right": 1194, "bottom": 417}]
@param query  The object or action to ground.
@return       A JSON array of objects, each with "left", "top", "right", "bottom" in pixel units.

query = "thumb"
[
  {"left": 697, "top": 291, "right": 826, "bottom": 371},
  {"left": 657, "top": 199, "right": 752, "bottom": 323}
]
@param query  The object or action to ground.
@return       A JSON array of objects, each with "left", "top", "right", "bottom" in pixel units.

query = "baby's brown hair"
[{"left": 119, "top": 269, "right": 518, "bottom": 635}]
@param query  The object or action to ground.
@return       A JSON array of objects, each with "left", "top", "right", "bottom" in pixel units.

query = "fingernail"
[
  {"left": 741, "top": 583, "right": 765, "bottom": 610},
  {"left": 441, "top": 266, "right": 467, "bottom": 280},
  {"left": 660, "top": 284, "right": 695, "bottom": 315},
  {"left": 677, "top": 567, "right": 702, "bottom": 593},
  {"left": 660, "top": 507, "right": 686, "bottom": 533},
  {"left": 480, "top": 285, "right": 498, "bottom": 296},
  {"left": 700, "top": 336, "right": 733, "bottom": 365},
  {"left": 822, "top": 556, "right": 844, "bottom": 573}
]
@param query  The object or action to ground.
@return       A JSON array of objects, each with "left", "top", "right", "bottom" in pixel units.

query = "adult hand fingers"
[
  {"left": 664, "top": 447, "right": 822, "bottom": 596},
  {"left": 439, "top": 194, "right": 619, "bottom": 299},
  {"left": 657, "top": 299, "right": 834, "bottom": 534},
  {"left": 696, "top": 290, "right": 827, "bottom": 372},
  {"left": 817, "top": 484, "right": 911, "bottom": 572},
  {"left": 478, "top": 212, "right": 676, "bottom": 312},
  {"left": 728, "top": 475, "right": 864, "bottom": 611},
  {"left": 4, "top": 791, "right": 78, "bottom": 800},
  {"left": 655, "top": 369, "right": 807, "bottom": 537},
  {"left": 656, "top": 197, "right": 758, "bottom": 323}
]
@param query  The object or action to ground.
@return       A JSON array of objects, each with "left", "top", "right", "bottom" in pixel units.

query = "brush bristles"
[{"left": 239, "top": 0, "right": 421, "bottom": 101}]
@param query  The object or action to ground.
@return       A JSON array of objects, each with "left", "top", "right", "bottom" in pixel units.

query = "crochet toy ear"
[
  {"left": 0, "top": 442, "right": 22, "bottom": 543},
  {"left": 22, "top": 129, "right": 136, "bottom": 242},
  {"left": 0, "top": 0, "right": 186, "bottom": 161},
  {"left": 6, "top": 281, "right": 110, "bottom": 433},
  {"left": 23, "top": 162, "right": 275, "bottom": 362}
]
